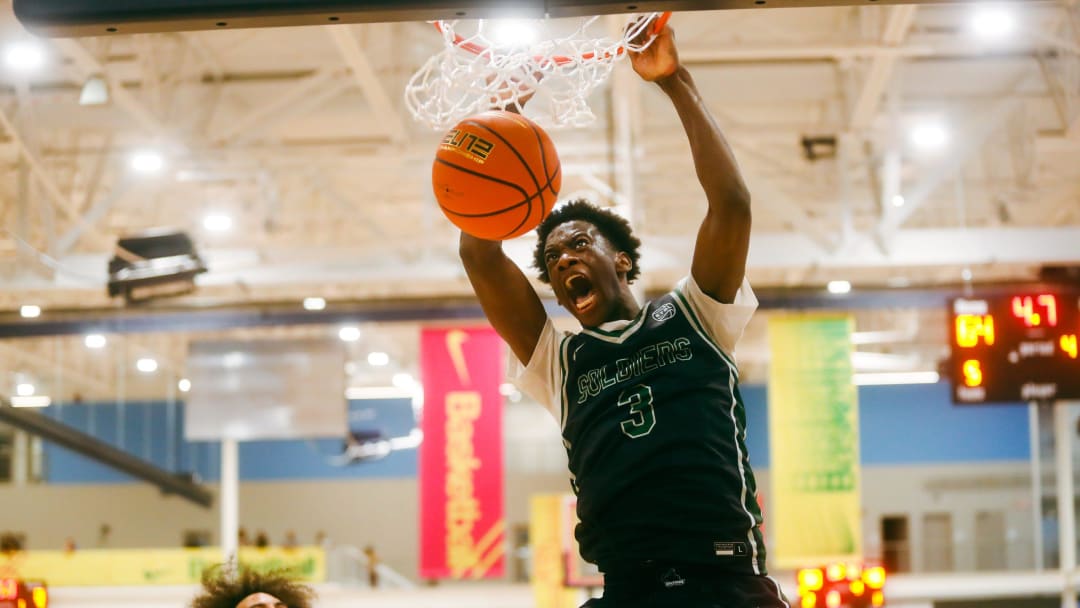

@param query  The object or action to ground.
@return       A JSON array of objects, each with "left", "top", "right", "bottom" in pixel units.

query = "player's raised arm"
[
  {"left": 630, "top": 23, "right": 752, "bottom": 304},
  {"left": 459, "top": 234, "right": 548, "bottom": 365}
]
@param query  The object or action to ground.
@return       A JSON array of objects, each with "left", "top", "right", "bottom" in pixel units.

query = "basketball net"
[{"left": 405, "top": 13, "right": 670, "bottom": 130}]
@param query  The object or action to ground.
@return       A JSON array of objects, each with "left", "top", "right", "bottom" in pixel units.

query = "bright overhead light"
[
  {"left": 367, "top": 351, "right": 390, "bottom": 366},
  {"left": 84, "top": 334, "right": 107, "bottom": 349},
  {"left": 11, "top": 395, "right": 51, "bottom": 408},
  {"left": 303, "top": 297, "right": 326, "bottom": 311},
  {"left": 972, "top": 7, "right": 1015, "bottom": 38},
  {"left": 223, "top": 352, "right": 246, "bottom": 368},
  {"left": 178, "top": 378, "right": 191, "bottom": 392},
  {"left": 202, "top": 214, "right": 232, "bottom": 232},
  {"left": 130, "top": 150, "right": 164, "bottom": 173},
  {"left": 79, "top": 76, "right": 109, "bottom": 105},
  {"left": 891, "top": 195, "right": 905, "bottom": 207},
  {"left": 339, "top": 326, "right": 361, "bottom": 342},
  {"left": 827, "top": 280, "right": 852, "bottom": 294},
  {"left": 16, "top": 383, "right": 35, "bottom": 397},
  {"left": 910, "top": 123, "right": 948, "bottom": 150},
  {"left": 392, "top": 372, "right": 417, "bottom": 390},
  {"left": 489, "top": 19, "right": 539, "bottom": 46},
  {"left": 136, "top": 358, "right": 159, "bottom": 373},
  {"left": 853, "top": 371, "right": 940, "bottom": 386},
  {"left": 20, "top": 305, "right": 41, "bottom": 318},
  {"left": 4, "top": 42, "right": 45, "bottom": 71}
]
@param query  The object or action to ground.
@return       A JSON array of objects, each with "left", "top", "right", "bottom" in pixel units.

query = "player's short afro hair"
[{"left": 532, "top": 199, "right": 642, "bottom": 284}]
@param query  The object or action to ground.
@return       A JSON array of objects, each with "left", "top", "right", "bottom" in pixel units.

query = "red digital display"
[{"left": 950, "top": 292, "right": 1080, "bottom": 404}]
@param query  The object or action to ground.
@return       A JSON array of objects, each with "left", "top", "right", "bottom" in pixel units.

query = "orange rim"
[{"left": 433, "top": 12, "right": 672, "bottom": 66}]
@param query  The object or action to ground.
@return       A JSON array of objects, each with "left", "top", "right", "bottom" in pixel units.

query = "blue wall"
[
  {"left": 41, "top": 383, "right": 1029, "bottom": 484},
  {"left": 42, "top": 398, "right": 418, "bottom": 484},
  {"left": 740, "top": 382, "right": 1030, "bottom": 469}
]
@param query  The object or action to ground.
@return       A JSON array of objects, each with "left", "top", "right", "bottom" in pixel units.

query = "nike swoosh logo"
[{"left": 445, "top": 329, "right": 471, "bottom": 386}]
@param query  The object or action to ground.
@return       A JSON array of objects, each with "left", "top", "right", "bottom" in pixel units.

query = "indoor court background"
[{"left": 0, "top": 0, "right": 1078, "bottom": 606}]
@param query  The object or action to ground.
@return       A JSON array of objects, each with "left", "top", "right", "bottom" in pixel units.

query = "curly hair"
[
  {"left": 191, "top": 564, "right": 316, "bottom": 608},
  {"left": 532, "top": 199, "right": 642, "bottom": 284}
]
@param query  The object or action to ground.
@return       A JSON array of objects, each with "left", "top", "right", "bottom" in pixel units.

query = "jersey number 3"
[{"left": 618, "top": 384, "right": 656, "bottom": 438}]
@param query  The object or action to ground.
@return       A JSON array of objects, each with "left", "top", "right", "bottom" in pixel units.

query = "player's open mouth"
[{"left": 564, "top": 274, "right": 596, "bottom": 312}]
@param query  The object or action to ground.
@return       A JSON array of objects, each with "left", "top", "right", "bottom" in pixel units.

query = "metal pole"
[
  {"left": 221, "top": 437, "right": 239, "bottom": 564},
  {"left": 12, "top": 431, "right": 28, "bottom": 485},
  {"left": 1054, "top": 401, "right": 1076, "bottom": 608},
  {"left": 1032, "top": 402, "right": 1044, "bottom": 571}
]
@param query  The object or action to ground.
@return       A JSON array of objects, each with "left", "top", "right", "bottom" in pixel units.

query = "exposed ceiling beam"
[
  {"left": 4, "top": 226, "right": 1075, "bottom": 297},
  {"left": 55, "top": 179, "right": 133, "bottom": 256},
  {"left": 327, "top": 24, "right": 408, "bottom": 144},
  {"left": 0, "top": 105, "right": 114, "bottom": 252},
  {"left": 229, "top": 79, "right": 352, "bottom": 145},
  {"left": 52, "top": 38, "right": 168, "bottom": 135},
  {"left": 677, "top": 39, "right": 1032, "bottom": 64},
  {"left": 0, "top": 341, "right": 115, "bottom": 395},
  {"left": 849, "top": 5, "right": 918, "bottom": 130},
  {"left": 212, "top": 66, "right": 346, "bottom": 143},
  {"left": 877, "top": 97, "right": 1023, "bottom": 236}
]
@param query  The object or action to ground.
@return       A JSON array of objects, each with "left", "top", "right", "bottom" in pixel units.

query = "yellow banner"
[
  {"left": 529, "top": 494, "right": 581, "bottom": 608},
  {"left": 0, "top": 547, "right": 325, "bottom": 586},
  {"left": 768, "top": 314, "right": 862, "bottom": 568}
]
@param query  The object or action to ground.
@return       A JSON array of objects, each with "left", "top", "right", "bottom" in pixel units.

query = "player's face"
[
  {"left": 543, "top": 220, "right": 631, "bottom": 327},
  {"left": 237, "top": 592, "right": 287, "bottom": 608}
]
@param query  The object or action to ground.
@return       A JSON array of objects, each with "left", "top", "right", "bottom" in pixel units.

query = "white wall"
[
  {"left": 0, "top": 394, "right": 1049, "bottom": 581},
  {"left": 0, "top": 461, "right": 1044, "bottom": 580}
]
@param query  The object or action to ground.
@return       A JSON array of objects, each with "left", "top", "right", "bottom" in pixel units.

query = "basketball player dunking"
[{"left": 459, "top": 21, "right": 790, "bottom": 608}]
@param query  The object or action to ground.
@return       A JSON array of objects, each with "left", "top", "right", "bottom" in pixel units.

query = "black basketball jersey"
[{"left": 550, "top": 286, "right": 767, "bottom": 575}]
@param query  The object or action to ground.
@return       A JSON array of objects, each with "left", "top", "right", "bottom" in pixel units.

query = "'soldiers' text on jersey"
[{"left": 513, "top": 276, "right": 766, "bottom": 576}]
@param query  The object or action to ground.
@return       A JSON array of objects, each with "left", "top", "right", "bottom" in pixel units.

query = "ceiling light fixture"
[
  {"left": 136, "top": 358, "right": 159, "bottom": 373},
  {"left": 130, "top": 150, "right": 164, "bottom": 173},
  {"left": 910, "top": 123, "right": 948, "bottom": 150},
  {"left": 11, "top": 395, "right": 51, "bottom": 408},
  {"left": 202, "top": 214, "right": 233, "bottom": 232},
  {"left": 971, "top": 6, "right": 1015, "bottom": 39},
  {"left": 79, "top": 75, "right": 109, "bottom": 105},
  {"left": 84, "top": 334, "right": 107, "bottom": 348},
  {"left": 827, "top": 280, "right": 852, "bottom": 295},
  {"left": 4, "top": 42, "right": 45, "bottom": 71}
]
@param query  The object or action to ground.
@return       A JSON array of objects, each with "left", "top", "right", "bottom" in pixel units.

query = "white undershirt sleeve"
[
  {"left": 506, "top": 318, "right": 563, "bottom": 419},
  {"left": 676, "top": 275, "right": 759, "bottom": 361}
]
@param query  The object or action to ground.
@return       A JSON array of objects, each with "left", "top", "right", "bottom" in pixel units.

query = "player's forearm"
[
  {"left": 459, "top": 231, "right": 547, "bottom": 364},
  {"left": 657, "top": 66, "right": 751, "bottom": 214}
]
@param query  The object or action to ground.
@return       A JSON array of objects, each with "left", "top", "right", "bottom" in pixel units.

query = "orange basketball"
[{"left": 432, "top": 110, "right": 561, "bottom": 240}]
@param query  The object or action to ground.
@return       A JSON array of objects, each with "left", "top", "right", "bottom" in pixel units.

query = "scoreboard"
[{"left": 950, "top": 291, "right": 1080, "bottom": 404}]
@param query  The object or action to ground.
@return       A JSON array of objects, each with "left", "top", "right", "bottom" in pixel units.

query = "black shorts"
[{"left": 580, "top": 562, "right": 790, "bottom": 608}]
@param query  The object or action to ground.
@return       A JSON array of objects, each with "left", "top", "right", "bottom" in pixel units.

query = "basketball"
[{"left": 432, "top": 110, "right": 561, "bottom": 240}]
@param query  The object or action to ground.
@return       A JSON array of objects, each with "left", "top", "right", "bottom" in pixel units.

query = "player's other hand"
[
  {"left": 488, "top": 69, "right": 543, "bottom": 113},
  {"left": 628, "top": 19, "right": 679, "bottom": 82}
]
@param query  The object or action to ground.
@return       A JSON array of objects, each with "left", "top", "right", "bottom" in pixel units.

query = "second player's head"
[{"left": 191, "top": 564, "right": 315, "bottom": 608}]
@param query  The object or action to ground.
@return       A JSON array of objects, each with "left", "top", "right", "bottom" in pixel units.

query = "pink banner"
[{"left": 419, "top": 326, "right": 505, "bottom": 579}]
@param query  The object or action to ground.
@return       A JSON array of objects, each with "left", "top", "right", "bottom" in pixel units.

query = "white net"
[{"left": 405, "top": 13, "right": 669, "bottom": 130}]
